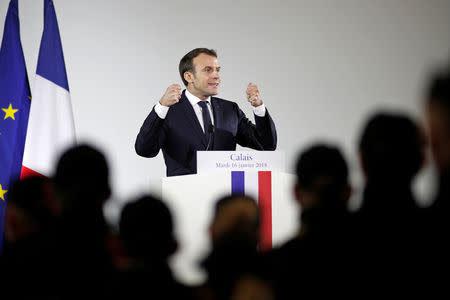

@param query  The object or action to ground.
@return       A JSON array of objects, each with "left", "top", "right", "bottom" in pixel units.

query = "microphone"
[{"left": 206, "top": 124, "right": 215, "bottom": 151}]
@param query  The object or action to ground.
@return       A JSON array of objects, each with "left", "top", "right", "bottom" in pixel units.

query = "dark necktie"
[{"left": 197, "top": 101, "right": 212, "bottom": 136}]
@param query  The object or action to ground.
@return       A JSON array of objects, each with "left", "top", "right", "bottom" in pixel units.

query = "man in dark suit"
[{"left": 135, "top": 48, "right": 277, "bottom": 176}]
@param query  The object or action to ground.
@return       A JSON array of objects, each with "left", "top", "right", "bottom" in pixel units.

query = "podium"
[{"left": 162, "top": 151, "right": 299, "bottom": 285}]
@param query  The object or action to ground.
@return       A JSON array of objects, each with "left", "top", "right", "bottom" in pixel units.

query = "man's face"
[{"left": 186, "top": 53, "right": 221, "bottom": 100}]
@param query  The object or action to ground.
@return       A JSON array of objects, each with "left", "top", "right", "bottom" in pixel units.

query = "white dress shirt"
[{"left": 154, "top": 89, "right": 266, "bottom": 133}]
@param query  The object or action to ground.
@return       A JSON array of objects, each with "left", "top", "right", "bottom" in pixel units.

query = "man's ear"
[
  {"left": 184, "top": 71, "right": 194, "bottom": 85},
  {"left": 294, "top": 182, "right": 303, "bottom": 207}
]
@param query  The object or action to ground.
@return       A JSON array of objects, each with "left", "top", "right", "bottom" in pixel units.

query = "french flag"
[
  {"left": 21, "top": 0, "right": 75, "bottom": 178},
  {"left": 231, "top": 171, "right": 273, "bottom": 251}
]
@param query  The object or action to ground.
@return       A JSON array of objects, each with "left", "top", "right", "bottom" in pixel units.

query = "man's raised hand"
[
  {"left": 246, "top": 83, "right": 263, "bottom": 107},
  {"left": 159, "top": 84, "right": 182, "bottom": 107}
]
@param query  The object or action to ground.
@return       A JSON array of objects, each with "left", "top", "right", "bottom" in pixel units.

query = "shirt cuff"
[
  {"left": 253, "top": 103, "right": 266, "bottom": 117},
  {"left": 154, "top": 102, "right": 170, "bottom": 119}
]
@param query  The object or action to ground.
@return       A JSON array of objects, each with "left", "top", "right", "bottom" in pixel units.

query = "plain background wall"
[{"left": 1, "top": 0, "right": 449, "bottom": 238}]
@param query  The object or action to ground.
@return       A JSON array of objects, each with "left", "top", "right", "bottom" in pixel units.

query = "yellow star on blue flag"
[
  {"left": 2, "top": 103, "right": 19, "bottom": 120},
  {"left": 0, "top": 184, "right": 7, "bottom": 201}
]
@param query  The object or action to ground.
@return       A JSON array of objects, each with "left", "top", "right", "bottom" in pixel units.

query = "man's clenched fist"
[
  {"left": 159, "top": 84, "right": 182, "bottom": 107},
  {"left": 246, "top": 83, "right": 263, "bottom": 107}
]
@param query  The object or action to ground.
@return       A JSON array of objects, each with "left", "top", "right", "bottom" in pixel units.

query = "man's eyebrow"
[{"left": 202, "top": 65, "right": 221, "bottom": 71}]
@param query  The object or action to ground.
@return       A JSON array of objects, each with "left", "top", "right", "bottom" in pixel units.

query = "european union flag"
[{"left": 0, "top": 0, "right": 31, "bottom": 252}]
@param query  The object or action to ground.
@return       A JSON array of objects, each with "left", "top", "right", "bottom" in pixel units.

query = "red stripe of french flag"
[{"left": 258, "top": 171, "right": 272, "bottom": 252}]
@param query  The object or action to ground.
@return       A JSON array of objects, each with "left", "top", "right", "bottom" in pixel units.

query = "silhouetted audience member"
[
  {"left": 358, "top": 113, "right": 424, "bottom": 212},
  {"left": 108, "top": 194, "right": 195, "bottom": 299},
  {"left": 52, "top": 144, "right": 115, "bottom": 299},
  {"left": 355, "top": 112, "right": 425, "bottom": 290},
  {"left": 423, "top": 66, "right": 450, "bottom": 268},
  {"left": 267, "top": 144, "right": 354, "bottom": 298},
  {"left": 0, "top": 176, "right": 59, "bottom": 299},
  {"left": 198, "top": 195, "right": 273, "bottom": 300}
]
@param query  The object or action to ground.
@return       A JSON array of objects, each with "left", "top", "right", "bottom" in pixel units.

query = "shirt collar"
[{"left": 185, "top": 89, "right": 211, "bottom": 106}]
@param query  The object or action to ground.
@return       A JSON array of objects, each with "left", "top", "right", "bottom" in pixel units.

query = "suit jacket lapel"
[
  {"left": 180, "top": 91, "right": 208, "bottom": 147},
  {"left": 211, "top": 97, "right": 223, "bottom": 133}
]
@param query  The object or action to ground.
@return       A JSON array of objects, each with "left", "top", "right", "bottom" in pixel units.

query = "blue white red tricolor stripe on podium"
[{"left": 231, "top": 171, "right": 272, "bottom": 251}]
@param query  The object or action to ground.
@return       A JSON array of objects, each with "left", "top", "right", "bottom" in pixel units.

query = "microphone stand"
[{"left": 206, "top": 124, "right": 215, "bottom": 151}]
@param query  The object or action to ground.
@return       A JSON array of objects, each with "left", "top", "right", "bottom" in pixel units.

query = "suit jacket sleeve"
[
  {"left": 135, "top": 107, "right": 166, "bottom": 157},
  {"left": 235, "top": 106, "right": 277, "bottom": 151}
]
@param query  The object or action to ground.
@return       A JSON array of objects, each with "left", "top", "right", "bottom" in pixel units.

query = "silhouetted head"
[
  {"left": 53, "top": 144, "right": 111, "bottom": 212},
  {"left": 295, "top": 144, "right": 351, "bottom": 212},
  {"left": 359, "top": 113, "right": 424, "bottom": 184},
  {"left": 425, "top": 65, "right": 450, "bottom": 173},
  {"left": 210, "top": 195, "right": 260, "bottom": 248},
  {"left": 5, "top": 176, "right": 56, "bottom": 243},
  {"left": 119, "top": 195, "right": 177, "bottom": 261},
  {"left": 203, "top": 195, "right": 261, "bottom": 296}
]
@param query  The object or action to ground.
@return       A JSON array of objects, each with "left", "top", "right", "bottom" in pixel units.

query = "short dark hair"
[
  {"left": 179, "top": 48, "right": 217, "bottom": 86},
  {"left": 359, "top": 112, "right": 423, "bottom": 182},
  {"left": 213, "top": 194, "right": 258, "bottom": 220},
  {"left": 295, "top": 144, "right": 349, "bottom": 193},
  {"left": 54, "top": 144, "right": 110, "bottom": 209},
  {"left": 210, "top": 194, "right": 260, "bottom": 249},
  {"left": 119, "top": 194, "right": 176, "bottom": 258}
]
